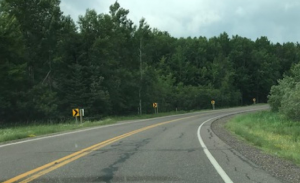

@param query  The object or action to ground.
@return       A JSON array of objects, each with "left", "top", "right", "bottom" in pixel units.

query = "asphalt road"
[{"left": 0, "top": 105, "right": 282, "bottom": 183}]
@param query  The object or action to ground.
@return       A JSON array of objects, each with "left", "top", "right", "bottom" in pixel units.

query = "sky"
[{"left": 60, "top": 0, "right": 300, "bottom": 43}]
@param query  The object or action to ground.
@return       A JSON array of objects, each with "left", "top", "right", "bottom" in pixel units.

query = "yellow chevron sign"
[{"left": 72, "top": 108, "right": 79, "bottom": 117}]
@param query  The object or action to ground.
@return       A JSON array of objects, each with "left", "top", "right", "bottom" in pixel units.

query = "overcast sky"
[{"left": 60, "top": 0, "right": 300, "bottom": 43}]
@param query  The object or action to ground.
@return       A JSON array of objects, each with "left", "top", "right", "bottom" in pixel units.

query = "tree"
[
  {"left": 0, "top": 10, "right": 26, "bottom": 121},
  {"left": 1, "top": 1, "right": 299, "bottom": 123}
]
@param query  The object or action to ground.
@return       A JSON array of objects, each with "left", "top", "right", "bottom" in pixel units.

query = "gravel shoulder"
[{"left": 211, "top": 115, "right": 300, "bottom": 183}]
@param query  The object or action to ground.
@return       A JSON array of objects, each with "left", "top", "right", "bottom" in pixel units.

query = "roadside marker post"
[
  {"left": 79, "top": 109, "right": 84, "bottom": 123},
  {"left": 72, "top": 109, "right": 79, "bottom": 123},
  {"left": 153, "top": 103, "right": 158, "bottom": 114},
  {"left": 73, "top": 108, "right": 84, "bottom": 123},
  {"left": 72, "top": 108, "right": 79, "bottom": 117},
  {"left": 211, "top": 100, "right": 215, "bottom": 110}
]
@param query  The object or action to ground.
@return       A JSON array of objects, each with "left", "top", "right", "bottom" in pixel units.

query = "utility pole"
[{"left": 139, "top": 37, "right": 143, "bottom": 115}]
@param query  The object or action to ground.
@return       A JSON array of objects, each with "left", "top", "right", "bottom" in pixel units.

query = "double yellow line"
[{"left": 4, "top": 115, "right": 196, "bottom": 183}]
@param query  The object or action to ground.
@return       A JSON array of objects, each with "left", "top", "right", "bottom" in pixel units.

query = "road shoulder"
[{"left": 211, "top": 115, "right": 300, "bottom": 183}]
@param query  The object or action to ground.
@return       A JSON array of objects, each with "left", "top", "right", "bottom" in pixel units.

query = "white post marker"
[
  {"left": 80, "top": 109, "right": 84, "bottom": 123},
  {"left": 81, "top": 109, "right": 84, "bottom": 116}
]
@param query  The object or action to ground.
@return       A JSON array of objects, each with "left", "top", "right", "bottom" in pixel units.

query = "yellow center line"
[
  {"left": 3, "top": 133, "right": 132, "bottom": 183},
  {"left": 4, "top": 115, "right": 197, "bottom": 183},
  {"left": 20, "top": 136, "right": 131, "bottom": 183}
]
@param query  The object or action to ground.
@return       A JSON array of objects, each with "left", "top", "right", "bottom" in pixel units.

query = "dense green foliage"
[
  {"left": 268, "top": 62, "right": 300, "bottom": 120},
  {"left": 1, "top": 0, "right": 299, "bottom": 124}
]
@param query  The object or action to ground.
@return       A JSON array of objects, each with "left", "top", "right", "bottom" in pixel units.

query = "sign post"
[
  {"left": 153, "top": 103, "right": 158, "bottom": 114},
  {"left": 253, "top": 98, "right": 256, "bottom": 105},
  {"left": 79, "top": 109, "right": 84, "bottom": 123},
  {"left": 211, "top": 100, "right": 215, "bottom": 110}
]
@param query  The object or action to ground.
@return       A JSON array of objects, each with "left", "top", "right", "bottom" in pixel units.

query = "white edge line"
[
  {"left": 198, "top": 117, "right": 234, "bottom": 183},
  {"left": 197, "top": 109, "right": 263, "bottom": 183},
  {"left": 0, "top": 121, "right": 131, "bottom": 148}
]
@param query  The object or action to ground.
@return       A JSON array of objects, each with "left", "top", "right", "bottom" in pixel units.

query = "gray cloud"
[{"left": 60, "top": 0, "right": 300, "bottom": 43}]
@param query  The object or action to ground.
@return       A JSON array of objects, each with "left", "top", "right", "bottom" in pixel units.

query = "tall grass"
[
  {"left": 0, "top": 118, "right": 117, "bottom": 143},
  {"left": 226, "top": 111, "right": 300, "bottom": 165}
]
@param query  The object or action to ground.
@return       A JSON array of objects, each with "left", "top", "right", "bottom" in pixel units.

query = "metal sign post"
[
  {"left": 153, "top": 103, "right": 158, "bottom": 114},
  {"left": 211, "top": 100, "right": 215, "bottom": 110},
  {"left": 79, "top": 109, "right": 84, "bottom": 123}
]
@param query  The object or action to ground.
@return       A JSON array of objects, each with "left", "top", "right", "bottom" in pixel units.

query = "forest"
[{"left": 1, "top": 0, "right": 300, "bottom": 123}]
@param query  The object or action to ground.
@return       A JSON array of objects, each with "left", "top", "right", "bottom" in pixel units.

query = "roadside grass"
[
  {"left": 226, "top": 111, "right": 300, "bottom": 165},
  {"left": 0, "top": 110, "right": 187, "bottom": 143},
  {"left": 112, "top": 110, "right": 187, "bottom": 121}
]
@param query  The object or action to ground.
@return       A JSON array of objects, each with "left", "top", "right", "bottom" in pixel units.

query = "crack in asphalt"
[
  {"left": 178, "top": 133, "right": 184, "bottom": 139},
  {"left": 93, "top": 148, "right": 200, "bottom": 153},
  {"left": 245, "top": 173, "right": 262, "bottom": 183},
  {"left": 110, "top": 141, "right": 123, "bottom": 147},
  {"left": 245, "top": 173, "right": 251, "bottom": 180},
  {"left": 221, "top": 150, "right": 230, "bottom": 165},
  {"left": 228, "top": 148, "right": 259, "bottom": 168},
  {"left": 96, "top": 138, "right": 151, "bottom": 183},
  {"left": 207, "top": 129, "right": 214, "bottom": 140}
]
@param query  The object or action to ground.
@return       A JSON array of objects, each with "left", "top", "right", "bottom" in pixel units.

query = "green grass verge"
[
  {"left": 112, "top": 110, "right": 188, "bottom": 121},
  {"left": 0, "top": 110, "right": 188, "bottom": 143},
  {"left": 226, "top": 111, "right": 300, "bottom": 165}
]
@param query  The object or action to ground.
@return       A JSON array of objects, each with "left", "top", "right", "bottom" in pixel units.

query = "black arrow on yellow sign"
[{"left": 72, "top": 109, "right": 79, "bottom": 117}]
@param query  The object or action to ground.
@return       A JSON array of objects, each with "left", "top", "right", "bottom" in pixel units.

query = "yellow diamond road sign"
[
  {"left": 153, "top": 103, "right": 157, "bottom": 108},
  {"left": 72, "top": 108, "right": 79, "bottom": 117},
  {"left": 211, "top": 100, "right": 215, "bottom": 105}
]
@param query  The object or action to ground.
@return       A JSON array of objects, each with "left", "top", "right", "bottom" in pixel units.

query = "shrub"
[
  {"left": 268, "top": 62, "right": 300, "bottom": 120},
  {"left": 280, "top": 83, "right": 300, "bottom": 121},
  {"left": 268, "top": 77, "right": 295, "bottom": 112}
]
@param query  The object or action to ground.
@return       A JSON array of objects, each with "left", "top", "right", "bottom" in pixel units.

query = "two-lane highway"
[{"left": 1, "top": 106, "right": 281, "bottom": 183}]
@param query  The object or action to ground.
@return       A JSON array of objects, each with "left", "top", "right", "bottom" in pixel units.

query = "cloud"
[{"left": 60, "top": 0, "right": 300, "bottom": 43}]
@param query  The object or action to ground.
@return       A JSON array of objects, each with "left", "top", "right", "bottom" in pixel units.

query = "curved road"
[{"left": 0, "top": 105, "right": 281, "bottom": 183}]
